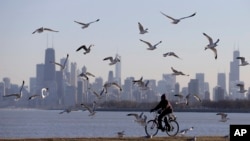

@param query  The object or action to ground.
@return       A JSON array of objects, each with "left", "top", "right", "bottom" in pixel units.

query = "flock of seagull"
[{"left": 4, "top": 9, "right": 247, "bottom": 139}]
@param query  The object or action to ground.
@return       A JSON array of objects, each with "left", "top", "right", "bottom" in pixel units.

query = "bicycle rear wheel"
[
  {"left": 166, "top": 120, "right": 179, "bottom": 136},
  {"left": 145, "top": 120, "right": 158, "bottom": 136}
]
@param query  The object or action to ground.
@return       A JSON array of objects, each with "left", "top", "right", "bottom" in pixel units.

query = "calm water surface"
[{"left": 0, "top": 109, "right": 250, "bottom": 139}]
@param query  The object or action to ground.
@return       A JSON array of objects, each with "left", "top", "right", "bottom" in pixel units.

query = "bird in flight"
[
  {"left": 138, "top": 22, "right": 148, "bottom": 34},
  {"left": 74, "top": 19, "right": 100, "bottom": 29},
  {"left": 32, "top": 27, "right": 59, "bottom": 34},
  {"left": 81, "top": 101, "right": 97, "bottom": 117},
  {"left": 163, "top": 52, "right": 182, "bottom": 59},
  {"left": 132, "top": 76, "right": 143, "bottom": 86},
  {"left": 103, "top": 55, "right": 120, "bottom": 65},
  {"left": 171, "top": 67, "right": 189, "bottom": 76},
  {"left": 28, "top": 88, "right": 49, "bottom": 100},
  {"left": 127, "top": 112, "right": 147, "bottom": 126},
  {"left": 76, "top": 44, "right": 94, "bottom": 55},
  {"left": 216, "top": 112, "right": 229, "bottom": 122},
  {"left": 203, "top": 33, "right": 219, "bottom": 59},
  {"left": 178, "top": 127, "right": 194, "bottom": 136},
  {"left": 102, "top": 82, "right": 122, "bottom": 94},
  {"left": 160, "top": 11, "right": 196, "bottom": 24},
  {"left": 236, "top": 56, "right": 249, "bottom": 66},
  {"left": 79, "top": 71, "right": 95, "bottom": 81},
  {"left": 3, "top": 80, "right": 25, "bottom": 101},
  {"left": 50, "top": 54, "right": 69, "bottom": 70},
  {"left": 236, "top": 83, "right": 247, "bottom": 93},
  {"left": 140, "top": 39, "right": 162, "bottom": 50}
]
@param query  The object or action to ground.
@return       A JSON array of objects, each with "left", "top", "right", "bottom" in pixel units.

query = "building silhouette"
[
  {"left": 217, "top": 72, "right": 227, "bottom": 98},
  {"left": 115, "top": 54, "right": 121, "bottom": 85},
  {"left": 229, "top": 49, "right": 240, "bottom": 99}
]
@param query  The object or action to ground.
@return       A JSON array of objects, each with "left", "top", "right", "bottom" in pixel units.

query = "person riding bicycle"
[{"left": 150, "top": 93, "right": 173, "bottom": 131}]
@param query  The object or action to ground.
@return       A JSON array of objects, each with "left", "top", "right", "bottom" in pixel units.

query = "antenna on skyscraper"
[
  {"left": 46, "top": 33, "right": 49, "bottom": 48},
  {"left": 52, "top": 34, "right": 54, "bottom": 48}
]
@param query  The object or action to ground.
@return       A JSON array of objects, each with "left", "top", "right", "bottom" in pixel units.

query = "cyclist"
[{"left": 150, "top": 93, "right": 173, "bottom": 131}]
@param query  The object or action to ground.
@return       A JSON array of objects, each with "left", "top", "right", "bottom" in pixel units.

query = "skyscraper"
[
  {"left": 44, "top": 48, "right": 56, "bottom": 81},
  {"left": 196, "top": 73, "right": 205, "bottom": 99},
  {"left": 115, "top": 54, "right": 121, "bottom": 85},
  {"left": 229, "top": 50, "right": 240, "bottom": 98},
  {"left": 217, "top": 72, "right": 227, "bottom": 97}
]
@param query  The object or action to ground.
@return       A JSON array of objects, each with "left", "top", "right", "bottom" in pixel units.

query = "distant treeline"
[{"left": 97, "top": 99, "right": 250, "bottom": 113}]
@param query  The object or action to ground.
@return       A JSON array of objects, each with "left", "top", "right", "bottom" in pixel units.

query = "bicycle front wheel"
[
  {"left": 145, "top": 120, "right": 158, "bottom": 137},
  {"left": 166, "top": 120, "right": 179, "bottom": 136}
]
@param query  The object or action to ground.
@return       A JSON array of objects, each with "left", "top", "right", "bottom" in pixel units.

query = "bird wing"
[
  {"left": 236, "top": 57, "right": 245, "bottom": 63},
  {"left": 138, "top": 22, "right": 144, "bottom": 32},
  {"left": 86, "top": 72, "right": 95, "bottom": 77},
  {"left": 203, "top": 33, "right": 213, "bottom": 44},
  {"left": 62, "top": 54, "right": 69, "bottom": 69},
  {"left": 174, "top": 94, "right": 184, "bottom": 99},
  {"left": 28, "top": 94, "right": 40, "bottom": 100},
  {"left": 210, "top": 47, "right": 217, "bottom": 59},
  {"left": 19, "top": 80, "right": 25, "bottom": 93},
  {"left": 103, "top": 56, "right": 113, "bottom": 61},
  {"left": 112, "top": 82, "right": 122, "bottom": 90},
  {"left": 127, "top": 113, "right": 139, "bottom": 119},
  {"left": 193, "top": 94, "right": 202, "bottom": 102},
  {"left": 76, "top": 46, "right": 85, "bottom": 52},
  {"left": 32, "top": 27, "right": 43, "bottom": 34},
  {"left": 179, "top": 12, "right": 196, "bottom": 20},
  {"left": 3, "top": 93, "right": 19, "bottom": 98},
  {"left": 140, "top": 39, "right": 152, "bottom": 47},
  {"left": 50, "top": 61, "right": 63, "bottom": 68},
  {"left": 43, "top": 28, "right": 59, "bottom": 32},
  {"left": 171, "top": 67, "right": 179, "bottom": 73},
  {"left": 74, "top": 20, "right": 87, "bottom": 26},
  {"left": 160, "top": 11, "right": 176, "bottom": 21}
]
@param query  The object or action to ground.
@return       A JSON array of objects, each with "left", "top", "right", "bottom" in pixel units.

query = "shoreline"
[{"left": 0, "top": 136, "right": 229, "bottom": 141}]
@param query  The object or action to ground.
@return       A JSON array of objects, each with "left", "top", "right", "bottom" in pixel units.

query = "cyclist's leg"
[{"left": 158, "top": 113, "right": 164, "bottom": 129}]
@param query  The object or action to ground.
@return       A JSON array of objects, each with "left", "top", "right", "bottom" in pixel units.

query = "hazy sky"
[{"left": 1, "top": 0, "right": 250, "bottom": 92}]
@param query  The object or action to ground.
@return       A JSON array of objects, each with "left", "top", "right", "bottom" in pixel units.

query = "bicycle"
[{"left": 145, "top": 111, "right": 179, "bottom": 137}]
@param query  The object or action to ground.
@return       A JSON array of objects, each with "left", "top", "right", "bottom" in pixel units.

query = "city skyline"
[{"left": 1, "top": 0, "right": 250, "bottom": 94}]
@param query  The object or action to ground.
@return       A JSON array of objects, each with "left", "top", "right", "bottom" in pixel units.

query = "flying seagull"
[
  {"left": 171, "top": 67, "right": 189, "bottom": 76},
  {"left": 236, "top": 83, "right": 247, "bottom": 93},
  {"left": 132, "top": 76, "right": 143, "bottom": 86},
  {"left": 32, "top": 27, "right": 59, "bottom": 34},
  {"left": 79, "top": 71, "right": 95, "bottom": 81},
  {"left": 116, "top": 130, "right": 125, "bottom": 138},
  {"left": 88, "top": 87, "right": 105, "bottom": 99},
  {"left": 140, "top": 39, "right": 162, "bottom": 50},
  {"left": 127, "top": 112, "right": 147, "bottom": 126},
  {"left": 236, "top": 56, "right": 249, "bottom": 66},
  {"left": 160, "top": 11, "right": 196, "bottom": 24},
  {"left": 28, "top": 88, "right": 49, "bottom": 100},
  {"left": 59, "top": 104, "right": 86, "bottom": 114},
  {"left": 203, "top": 33, "right": 219, "bottom": 59},
  {"left": 3, "top": 80, "right": 25, "bottom": 101},
  {"left": 81, "top": 101, "right": 96, "bottom": 117},
  {"left": 102, "top": 82, "right": 122, "bottom": 94},
  {"left": 76, "top": 44, "right": 94, "bottom": 55},
  {"left": 50, "top": 54, "right": 69, "bottom": 70},
  {"left": 74, "top": 19, "right": 100, "bottom": 29},
  {"left": 216, "top": 112, "right": 229, "bottom": 122},
  {"left": 103, "top": 55, "right": 120, "bottom": 65},
  {"left": 178, "top": 127, "right": 194, "bottom": 136},
  {"left": 163, "top": 52, "right": 182, "bottom": 59},
  {"left": 138, "top": 22, "right": 148, "bottom": 34}
]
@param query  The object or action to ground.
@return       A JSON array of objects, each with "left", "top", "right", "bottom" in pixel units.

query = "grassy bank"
[{"left": 0, "top": 136, "right": 229, "bottom": 141}]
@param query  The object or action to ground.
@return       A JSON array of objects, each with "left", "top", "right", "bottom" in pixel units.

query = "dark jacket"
[{"left": 152, "top": 99, "right": 172, "bottom": 111}]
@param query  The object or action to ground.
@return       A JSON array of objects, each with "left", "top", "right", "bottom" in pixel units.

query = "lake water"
[{"left": 0, "top": 109, "right": 250, "bottom": 139}]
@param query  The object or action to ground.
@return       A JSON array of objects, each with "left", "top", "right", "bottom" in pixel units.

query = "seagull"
[
  {"left": 116, "top": 130, "right": 125, "bottom": 138},
  {"left": 178, "top": 127, "right": 194, "bottom": 136},
  {"left": 160, "top": 11, "right": 196, "bottom": 24},
  {"left": 28, "top": 88, "right": 49, "bottom": 100},
  {"left": 76, "top": 44, "right": 94, "bottom": 55},
  {"left": 236, "top": 83, "right": 247, "bottom": 93},
  {"left": 102, "top": 82, "right": 122, "bottom": 94},
  {"left": 171, "top": 67, "right": 189, "bottom": 76},
  {"left": 3, "top": 80, "right": 25, "bottom": 101},
  {"left": 81, "top": 101, "right": 96, "bottom": 117},
  {"left": 203, "top": 33, "right": 219, "bottom": 59},
  {"left": 132, "top": 76, "right": 143, "bottom": 86},
  {"left": 50, "top": 54, "right": 69, "bottom": 70},
  {"left": 32, "top": 27, "right": 59, "bottom": 34},
  {"left": 74, "top": 19, "right": 100, "bottom": 29},
  {"left": 127, "top": 112, "right": 147, "bottom": 126},
  {"left": 88, "top": 87, "right": 105, "bottom": 99},
  {"left": 79, "top": 72, "right": 95, "bottom": 80},
  {"left": 59, "top": 104, "right": 86, "bottom": 114},
  {"left": 236, "top": 57, "right": 249, "bottom": 66},
  {"left": 216, "top": 112, "right": 229, "bottom": 122},
  {"left": 140, "top": 39, "right": 162, "bottom": 50},
  {"left": 138, "top": 22, "right": 148, "bottom": 34},
  {"left": 163, "top": 52, "right": 182, "bottom": 59},
  {"left": 103, "top": 56, "right": 120, "bottom": 65},
  {"left": 139, "top": 80, "right": 150, "bottom": 90},
  {"left": 175, "top": 93, "right": 201, "bottom": 105}
]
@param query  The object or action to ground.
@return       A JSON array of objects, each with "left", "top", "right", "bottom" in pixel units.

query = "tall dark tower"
[
  {"left": 229, "top": 49, "right": 240, "bottom": 99},
  {"left": 44, "top": 48, "right": 56, "bottom": 81}
]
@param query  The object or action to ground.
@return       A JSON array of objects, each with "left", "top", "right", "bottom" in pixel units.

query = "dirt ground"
[{"left": 0, "top": 136, "right": 229, "bottom": 141}]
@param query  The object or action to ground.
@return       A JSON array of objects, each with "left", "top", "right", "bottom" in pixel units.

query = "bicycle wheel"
[
  {"left": 145, "top": 120, "right": 158, "bottom": 136},
  {"left": 166, "top": 120, "right": 179, "bottom": 136}
]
